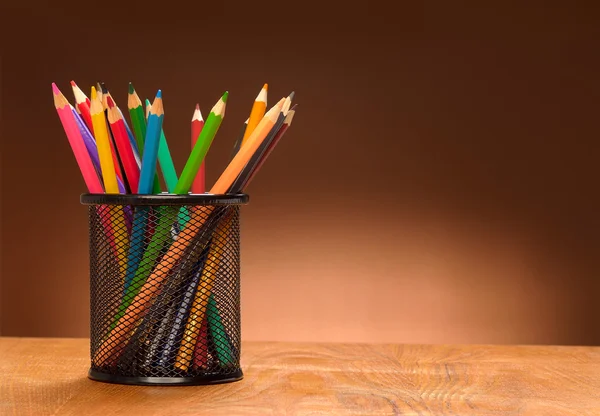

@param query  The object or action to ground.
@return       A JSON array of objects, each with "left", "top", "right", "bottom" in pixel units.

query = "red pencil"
[
  {"left": 70, "top": 81, "right": 94, "bottom": 134},
  {"left": 192, "top": 316, "right": 209, "bottom": 369},
  {"left": 106, "top": 96, "right": 140, "bottom": 193},
  {"left": 191, "top": 104, "right": 205, "bottom": 193}
]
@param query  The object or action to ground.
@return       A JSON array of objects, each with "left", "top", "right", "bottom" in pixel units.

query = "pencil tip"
[
  {"left": 222, "top": 91, "right": 229, "bottom": 103},
  {"left": 195, "top": 103, "right": 200, "bottom": 110},
  {"left": 101, "top": 83, "right": 108, "bottom": 94},
  {"left": 128, "top": 82, "right": 134, "bottom": 94},
  {"left": 52, "top": 83, "right": 60, "bottom": 94},
  {"left": 156, "top": 89, "right": 162, "bottom": 99},
  {"left": 91, "top": 86, "right": 97, "bottom": 100},
  {"left": 263, "top": 83, "right": 268, "bottom": 91},
  {"left": 70, "top": 80, "right": 77, "bottom": 87},
  {"left": 106, "top": 96, "right": 115, "bottom": 108},
  {"left": 288, "top": 91, "right": 295, "bottom": 101}
]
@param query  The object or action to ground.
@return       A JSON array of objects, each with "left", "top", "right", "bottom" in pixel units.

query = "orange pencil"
[{"left": 241, "top": 83, "right": 267, "bottom": 146}]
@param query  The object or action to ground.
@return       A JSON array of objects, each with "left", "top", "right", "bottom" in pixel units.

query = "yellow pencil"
[
  {"left": 241, "top": 83, "right": 267, "bottom": 146},
  {"left": 90, "top": 87, "right": 128, "bottom": 277},
  {"left": 90, "top": 87, "right": 119, "bottom": 193}
]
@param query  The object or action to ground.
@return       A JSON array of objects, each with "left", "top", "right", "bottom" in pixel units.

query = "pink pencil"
[
  {"left": 53, "top": 83, "right": 120, "bottom": 271},
  {"left": 52, "top": 83, "right": 103, "bottom": 193}
]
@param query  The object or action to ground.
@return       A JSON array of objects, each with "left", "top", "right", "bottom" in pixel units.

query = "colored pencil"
[
  {"left": 145, "top": 97, "right": 168, "bottom": 193},
  {"left": 70, "top": 80, "right": 94, "bottom": 133},
  {"left": 157, "top": 245, "right": 210, "bottom": 368},
  {"left": 54, "top": 84, "right": 125, "bottom": 277},
  {"left": 174, "top": 92, "right": 228, "bottom": 194},
  {"left": 96, "top": 83, "right": 127, "bottom": 191},
  {"left": 101, "top": 84, "right": 141, "bottom": 167},
  {"left": 192, "top": 316, "right": 209, "bottom": 369},
  {"left": 139, "top": 91, "right": 164, "bottom": 194},
  {"left": 122, "top": 91, "right": 164, "bottom": 293},
  {"left": 89, "top": 88, "right": 128, "bottom": 195},
  {"left": 242, "top": 106, "right": 296, "bottom": 190},
  {"left": 128, "top": 85, "right": 161, "bottom": 194},
  {"left": 191, "top": 104, "right": 205, "bottom": 194},
  {"left": 241, "top": 83, "right": 268, "bottom": 146},
  {"left": 107, "top": 96, "right": 140, "bottom": 193},
  {"left": 89, "top": 87, "right": 129, "bottom": 274},
  {"left": 71, "top": 106, "right": 103, "bottom": 181},
  {"left": 174, "top": 218, "right": 227, "bottom": 370},
  {"left": 157, "top": 124, "right": 178, "bottom": 193},
  {"left": 207, "top": 295, "right": 235, "bottom": 366},
  {"left": 229, "top": 96, "right": 293, "bottom": 193},
  {"left": 96, "top": 82, "right": 103, "bottom": 103},
  {"left": 211, "top": 97, "right": 285, "bottom": 193},
  {"left": 52, "top": 83, "right": 103, "bottom": 193},
  {"left": 229, "top": 119, "right": 248, "bottom": 161},
  {"left": 128, "top": 84, "right": 147, "bottom": 153},
  {"left": 90, "top": 87, "right": 120, "bottom": 193}
]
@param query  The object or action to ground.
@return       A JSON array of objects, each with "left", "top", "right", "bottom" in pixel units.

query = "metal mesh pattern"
[{"left": 88, "top": 202, "right": 242, "bottom": 384}]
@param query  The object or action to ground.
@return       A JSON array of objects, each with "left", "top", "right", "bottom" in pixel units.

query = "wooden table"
[{"left": 0, "top": 338, "right": 598, "bottom": 415}]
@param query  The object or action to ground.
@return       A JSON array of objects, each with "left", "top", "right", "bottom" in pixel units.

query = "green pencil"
[{"left": 174, "top": 92, "right": 228, "bottom": 194}]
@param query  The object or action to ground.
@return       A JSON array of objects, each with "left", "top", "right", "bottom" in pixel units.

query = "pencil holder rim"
[{"left": 80, "top": 193, "right": 249, "bottom": 206}]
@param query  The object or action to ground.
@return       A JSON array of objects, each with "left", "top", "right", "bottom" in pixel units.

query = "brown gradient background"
[{"left": 1, "top": 2, "right": 599, "bottom": 345}]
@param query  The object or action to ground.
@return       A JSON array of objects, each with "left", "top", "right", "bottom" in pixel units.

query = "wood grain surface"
[{"left": 0, "top": 337, "right": 599, "bottom": 415}]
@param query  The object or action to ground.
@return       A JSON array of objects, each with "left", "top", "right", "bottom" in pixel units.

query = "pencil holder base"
[{"left": 88, "top": 368, "right": 244, "bottom": 386}]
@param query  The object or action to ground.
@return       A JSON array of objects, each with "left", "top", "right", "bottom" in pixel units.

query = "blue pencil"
[
  {"left": 124, "top": 91, "right": 164, "bottom": 293},
  {"left": 139, "top": 91, "right": 164, "bottom": 194}
]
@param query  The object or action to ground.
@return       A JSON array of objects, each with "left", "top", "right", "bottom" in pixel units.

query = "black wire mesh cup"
[{"left": 80, "top": 193, "right": 249, "bottom": 386}]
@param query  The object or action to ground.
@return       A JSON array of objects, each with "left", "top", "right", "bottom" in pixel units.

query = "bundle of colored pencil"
[{"left": 53, "top": 81, "right": 296, "bottom": 372}]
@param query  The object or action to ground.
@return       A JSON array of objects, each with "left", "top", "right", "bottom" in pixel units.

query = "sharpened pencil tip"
[
  {"left": 101, "top": 83, "right": 108, "bottom": 94},
  {"left": 192, "top": 104, "right": 203, "bottom": 121},
  {"left": 222, "top": 91, "right": 229, "bottom": 103},
  {"left": 52, "top": 83, "right": 60, "bottom": 94},
  {"left": 128, "top": 82, "right": 134, "bottom": 94},
  {"left": 288, "top": 91, "right": 295, "bottom": 101},
  {"left": 106, "top": 96, "right": 115, "bottom": 108},
  {"left": 70, "top": 80, "right": 77, "bottom": 87},
  {"left": 156, "top": 89, "right": 162, "bottom": 99},
  {"left": 263, "top": 83, "right": 268, "bottom": 91},
  {"left": 91, "top": 86, "right": 97, "bottom": 100}
]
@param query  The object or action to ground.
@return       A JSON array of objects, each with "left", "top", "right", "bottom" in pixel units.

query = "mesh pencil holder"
[{"left": 80, "top": 193, "right": 249, "bottom": 386}]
